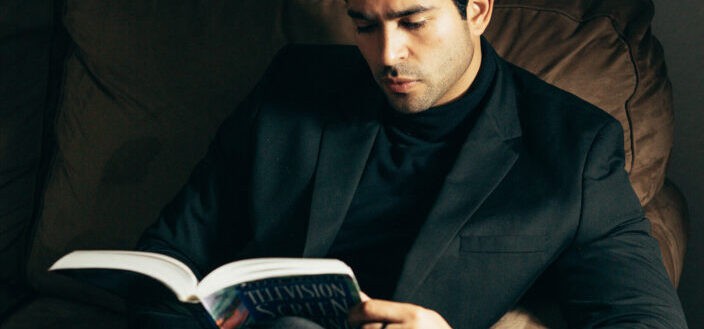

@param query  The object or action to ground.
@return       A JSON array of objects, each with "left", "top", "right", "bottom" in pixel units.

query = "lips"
[{"left": 382, "top": 78, "right": 419, "bottom": 94}]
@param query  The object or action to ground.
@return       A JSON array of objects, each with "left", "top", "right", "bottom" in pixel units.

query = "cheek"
[
  {"left": 355, "top": 37, "right": 380, "bottom": 66},
  {"left": 419, "top": 24, "right": 471, "bottom": 66},
  {"left": 411, "top": 21, "right": 459, "bottom": 59},
  {"left": 411, "top": 33, "right": 452, "bottom": 72},
  {"left": 426, "top": 17, "right": 469, "bottom": 49}
]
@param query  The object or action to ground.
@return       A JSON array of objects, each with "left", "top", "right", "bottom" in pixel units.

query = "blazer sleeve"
[
  {"left": 551, "top": 119, "right": 687, "bottom": 328},
  {"left": 134, "top": 95, "right": 260, "bottom": 275},
  {"left": 126, "top": 51, "right": 273, "bottom": 328}
]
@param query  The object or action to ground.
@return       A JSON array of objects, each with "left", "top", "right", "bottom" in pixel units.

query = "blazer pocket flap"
[{"left": 460, "top": 235, "right": 545, "bottom": 253}]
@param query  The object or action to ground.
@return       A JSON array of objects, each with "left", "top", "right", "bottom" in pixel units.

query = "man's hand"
[{"left": 348, "top": 292, "right": 452, "bottom": 329}]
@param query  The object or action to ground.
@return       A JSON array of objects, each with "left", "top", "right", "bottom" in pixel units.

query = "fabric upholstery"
[
  {"left": 285, "top": 0, "right": 355, "bottom": 45},
  {"left": 645, "top": 180, "right": 689, "bottom": 287},
  {"left": 0, "top": 0, "right": 684, "bottom": 328},
  {"left": 490, "top": 308, "right": 547, "bottom": 329},
  {"left": 487, "top": 1, "right": 674, "bottom": 207},
  {"left": 26, "top": 0, "right": 288, "bottom": 308},
  {"left": 0, "top": 0, "right": 54, "bottom": 317}
]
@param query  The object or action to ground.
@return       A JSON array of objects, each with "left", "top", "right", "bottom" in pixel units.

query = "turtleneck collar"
[{"left": 382, "top": 37, "right": 497, "bottom": 144}]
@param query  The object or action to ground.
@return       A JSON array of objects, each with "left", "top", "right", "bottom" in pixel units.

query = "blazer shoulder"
[
  {"left": 506, "top": 60, "right": 622, "bottom": 141},
  {"left": 496, "top": 59, "right": 627, "bottom": 183}
]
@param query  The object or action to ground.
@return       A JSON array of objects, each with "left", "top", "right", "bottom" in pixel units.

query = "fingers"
[
  {"left": 360, "top": 291, "right": 371, "bottom": 302},
  {"left": 348, "top": 299, "right": 421, "bottom": 325},
  {"left": 354, "top": 292, "right": 383, "bottom": 329},
  {"left": 349, "top": 298, "right": 452, "bottom": 329},
  {"left": 359, "top": 323, "right": 388, "bottom": 329}
]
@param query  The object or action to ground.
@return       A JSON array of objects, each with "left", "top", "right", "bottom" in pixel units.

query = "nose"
[{"left": 379, "top": 27, "right": 408, "bottom": 66}]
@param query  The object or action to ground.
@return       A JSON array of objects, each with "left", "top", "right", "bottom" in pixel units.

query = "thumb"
[{"left": 359, "top": 291, "right": 371, "bottom": 302}]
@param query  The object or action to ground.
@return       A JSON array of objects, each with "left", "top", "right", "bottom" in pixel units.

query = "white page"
[
  {"left": 50, "top": 250, "right": 199, "bottom": 302},
  {"left": 197, "top": 258, "right": 355, "bottom": 298}
]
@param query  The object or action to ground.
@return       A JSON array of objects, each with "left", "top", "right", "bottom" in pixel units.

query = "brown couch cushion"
[
  {"left": 26, "top": 0, "right": 288, "bottom": 308},
  {"left": 645, "top": 180, "right": 688, "bottom": 287},
  {"left": 485, "top": 0, "right": 673, "bottom": 206},
  {"left": 0, "top": 0, "right": 54, "bottom": 315}
]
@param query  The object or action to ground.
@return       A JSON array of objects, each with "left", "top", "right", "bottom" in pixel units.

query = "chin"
[{"left": 387, "top": 96, "right": 433, "bottom": 114}]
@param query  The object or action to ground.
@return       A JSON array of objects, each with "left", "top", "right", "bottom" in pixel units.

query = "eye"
[
  {"left": 356, "top": 23, "right": 378, "bottom": 34},
  {"left": 400, "top": 20, "right": 426, "bottom": 30}
]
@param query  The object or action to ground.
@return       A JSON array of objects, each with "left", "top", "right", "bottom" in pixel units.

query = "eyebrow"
[{"left": 347, "top": 5, "right": 435, "bottom": 21}]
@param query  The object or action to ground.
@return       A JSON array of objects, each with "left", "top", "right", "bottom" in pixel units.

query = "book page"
[
  {"left": 50, "top": 250, "right": 199, "bottom": 302},
  {"left": 196, "top": 258, "right": 355, "bottom": 298}
]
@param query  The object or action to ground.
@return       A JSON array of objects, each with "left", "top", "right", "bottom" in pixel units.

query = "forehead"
[{"left": 347, "top": 0, "right": 447, "bottom": 16}]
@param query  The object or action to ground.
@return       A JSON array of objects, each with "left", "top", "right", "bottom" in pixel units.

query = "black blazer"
[{"left": 132, "top": 43, "right": 687, "bottom": 328}]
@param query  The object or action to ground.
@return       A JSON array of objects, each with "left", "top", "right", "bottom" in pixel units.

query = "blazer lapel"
[
  {"left": 303, "top": 96, "right": 383, "bottom": 257},
  {"left": 393, "top": 60, "right": 523, "bottom": 301}
]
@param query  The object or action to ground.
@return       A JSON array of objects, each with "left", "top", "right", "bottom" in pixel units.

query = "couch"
[{"left": 0, "top": 0, "right": 687, "bottom": 328}]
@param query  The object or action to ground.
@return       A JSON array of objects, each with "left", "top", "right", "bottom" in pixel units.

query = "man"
[{"left": 130, "top": 0, "right": 687, "bottom": 328}]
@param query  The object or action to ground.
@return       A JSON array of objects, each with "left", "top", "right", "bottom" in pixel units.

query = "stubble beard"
[
  {"left": 378, "top": 64, "right": 437, "bottom": 114},
  {"left": 385, "top": 84, "right": 437, "bottom": 114},
  {"left": 381, "top": 51, "right": 474, "bottom": 114}
]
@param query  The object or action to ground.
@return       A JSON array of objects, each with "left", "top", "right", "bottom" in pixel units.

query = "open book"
[{"left": 50, "top": 250, "right": 361, "bottom": 329}]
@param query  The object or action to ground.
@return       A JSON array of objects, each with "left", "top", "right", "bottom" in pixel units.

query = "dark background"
[{"left": 650, "top": 0, "right": 704, "bottom": 327}]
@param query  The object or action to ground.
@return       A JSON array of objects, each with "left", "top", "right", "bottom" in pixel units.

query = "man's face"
[{"left": 347, "top": 0, "right": 477, "bottom": 114}]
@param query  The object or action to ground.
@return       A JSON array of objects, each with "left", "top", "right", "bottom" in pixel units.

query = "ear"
[{"left": 465, "top": 0, "right": 493, "bottom": 35}]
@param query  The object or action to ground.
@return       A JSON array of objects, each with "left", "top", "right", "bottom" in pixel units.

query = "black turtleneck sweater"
[{"left": 326, "top": 43, "right": 497, "bottom": 300}]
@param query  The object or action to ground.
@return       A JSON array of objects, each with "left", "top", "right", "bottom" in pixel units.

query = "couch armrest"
[{"left": 644, "top": 179, "right": 689, "bottom": 287}]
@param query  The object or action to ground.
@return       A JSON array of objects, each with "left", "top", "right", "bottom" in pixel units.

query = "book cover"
[
  {"left": 49, "top": 251, "right": 361, "bottom": 329},
  {"left": 203, "top": 274, "right": 360, "bottom": 329}
]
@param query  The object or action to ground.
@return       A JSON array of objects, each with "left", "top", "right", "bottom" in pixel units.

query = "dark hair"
[
  {"left": 452, "top": 0, "right": 469, "bottom": 19},
  {"left": 343, "top": 0, "right": 469, "bottom": 19}
]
